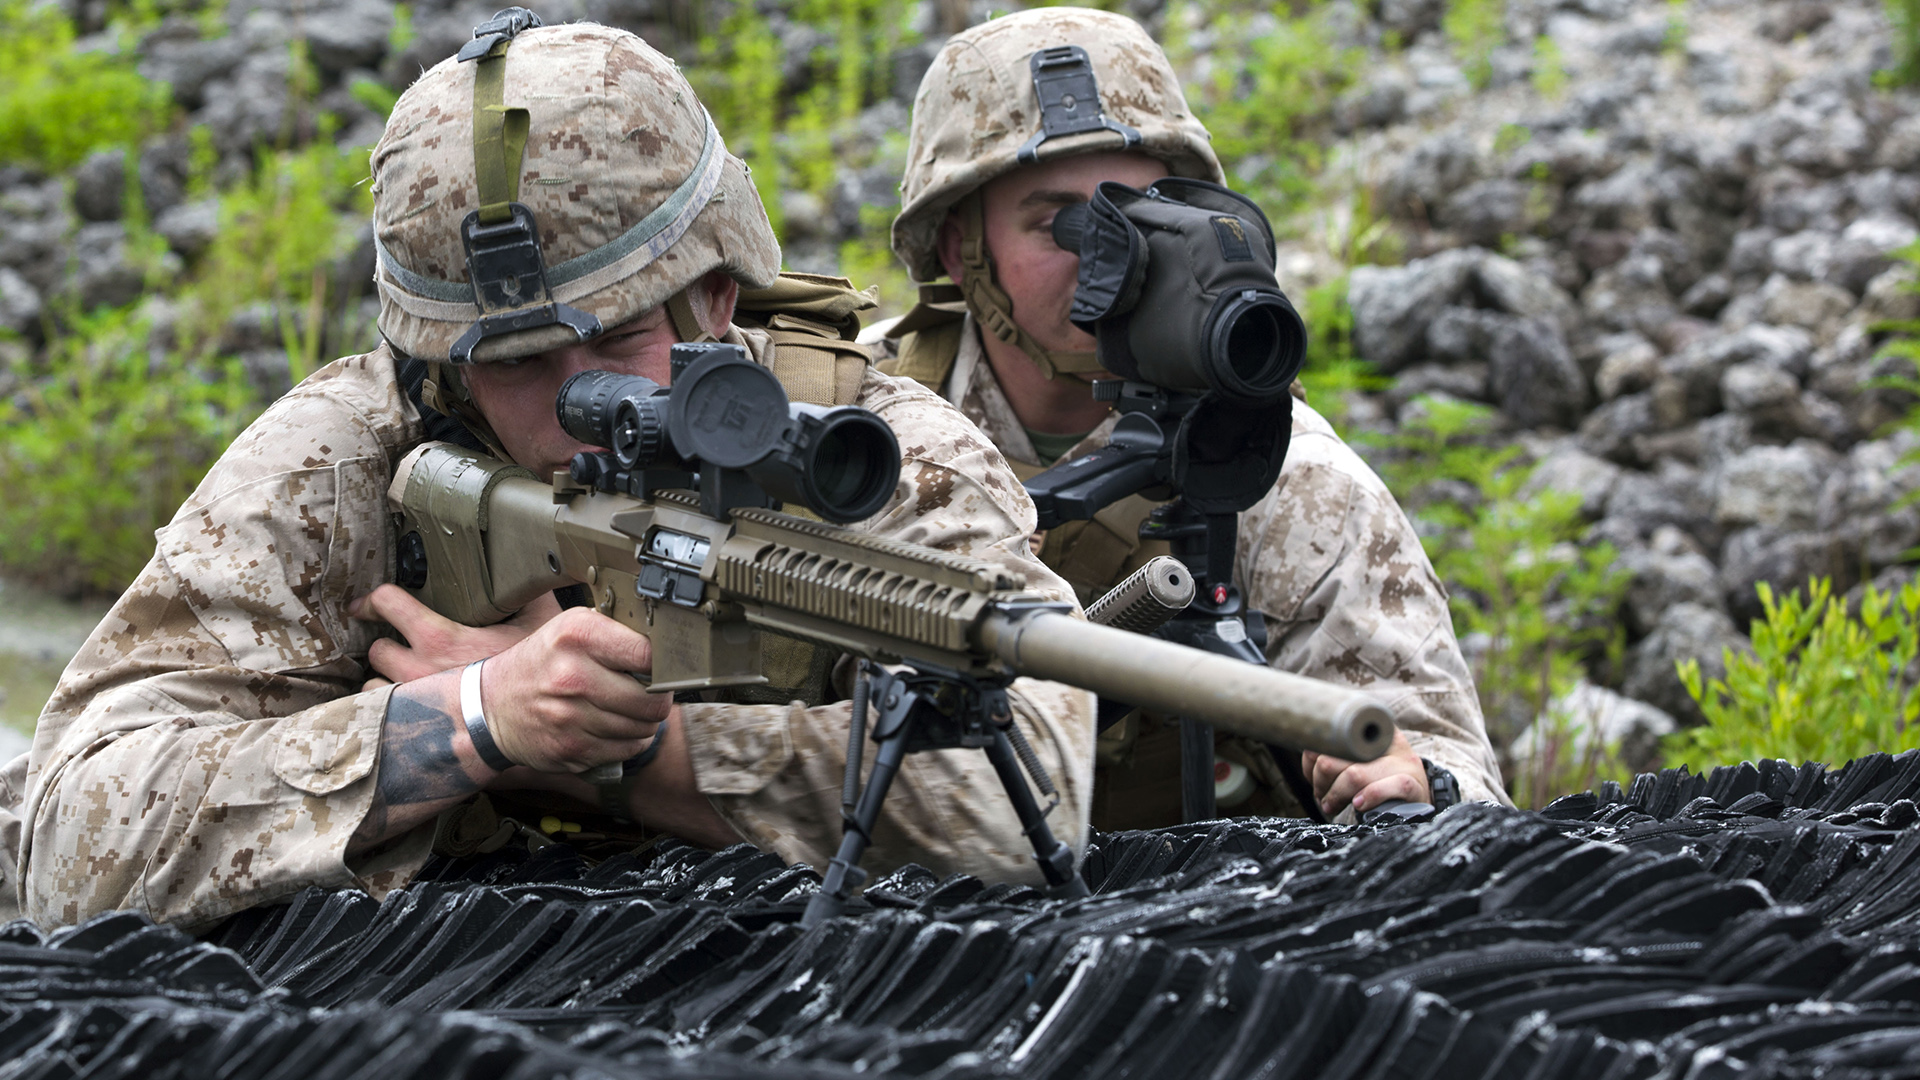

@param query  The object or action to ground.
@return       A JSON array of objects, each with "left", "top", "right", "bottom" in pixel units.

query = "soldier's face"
[
  {"left": 464, "top": 273, "right": 737, "bottom": 478},
  {"left": 945, "top": 151, "right": 1170, "bottom": 355}
]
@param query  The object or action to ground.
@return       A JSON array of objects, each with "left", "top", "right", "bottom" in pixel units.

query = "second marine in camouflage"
[{"left": 874, "top": 7, "right": 1509, "bottom": 826}]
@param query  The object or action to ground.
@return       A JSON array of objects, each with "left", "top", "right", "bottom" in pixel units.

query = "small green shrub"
[
  {"left": 1531, "top": 36, "right": 1567, "bottom": 98},
  {"left": 0, "top": 0, "right": 172, "bottom": 171},
  {"left": 0, "top": 307, "right": 254, "bottom": 594},
  {"left": 1668, "top": 578, "right": 1920, "bottom": 769},
  {"left": 1888, "top": 0, "right": 1920, "bottom": 87},
  {"left": 1296, "top": 275, "right": 1387, "bottom": 425},
  {"left": 1443, "top": 0, "right": 1507, "bottom": 91},
  {"left": 1171, "top": 0, "right": 1362, "bottom": 214},
  {"left": 1367, "top": 397, "right": 1630, "bottom": 797}
]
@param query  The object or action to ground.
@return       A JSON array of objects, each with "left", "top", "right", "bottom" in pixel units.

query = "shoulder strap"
[{"left": 876, "top": 317, "right": 965, "bottom": 393}]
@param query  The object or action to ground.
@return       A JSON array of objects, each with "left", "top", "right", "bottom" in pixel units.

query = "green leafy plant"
[
  {"left": 1531, "top": 35, "right": 1567, "bottom": 98},
  {"left": 1887, "top": 0, "right": 1920, "bottom": 87},
  {"left": 1170, "top": 0, "right": 1362, "bottom": 214},
  {"left": 1668, "top": 578, "right": 1920, "bottom": 769},
  {"left": 1367, "top": 397, "right": 1630, "bottom": 797},
  {"left": 1443, "top": 0, "right": 1507, "bottom": 91},
  {"left": 0, "top": 0, "right": 172, "bottom": 171},
  {"left": 0, "top": 307, "right": 254, "bottom": 594},
  {"left": 1296, "top": 275, "right": 1387, "bottom": 424}
]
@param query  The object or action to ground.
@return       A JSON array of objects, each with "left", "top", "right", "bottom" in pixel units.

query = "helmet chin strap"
[
  {"left": 665, "top": 287, "right": 719, "bottom": 347},
  {"left": 954, "top": 193, "right": 1106, "bottom": 382}
]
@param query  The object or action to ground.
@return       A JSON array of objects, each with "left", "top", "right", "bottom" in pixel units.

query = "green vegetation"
[
  {"left": 1669, "top": 578, "right": 1920, "bottom": 769},
  {"left": 0, "top": 1, "right": 373, "bottom": 595},
  {"left": 1443, "top": 0, "right": 1506, "bottom": 91},
  {"left": 0, "top": 308, "right": 254, "bottom": 594},
  {"left": 1887, "top": 0, "right": 1920, "bottom": 87},
  {"left": 1531, "top": 36, "right": 1568, "bottom": 98},
  {"left": 0, "top": 0, "right": 171, "bottom": 171},
  {"left": 1367, "top": 397, "right": 1631, "bottom": 805},
  {"left": 1168, "top": 0, "right": 1362, "bottom": 215}
]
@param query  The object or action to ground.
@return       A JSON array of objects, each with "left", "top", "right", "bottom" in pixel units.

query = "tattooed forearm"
[{"left": 351, "top": 679, "right": 485, "bottom": 850}]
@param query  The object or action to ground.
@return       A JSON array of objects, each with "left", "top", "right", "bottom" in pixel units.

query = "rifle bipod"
[{"left": 801, "top": 661, "right": 1090, "bottom": 927}]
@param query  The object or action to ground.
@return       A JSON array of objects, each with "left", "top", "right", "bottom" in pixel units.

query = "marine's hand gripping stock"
[{"left": 385, "top": 356, "right": 1392, "bottom": 920}]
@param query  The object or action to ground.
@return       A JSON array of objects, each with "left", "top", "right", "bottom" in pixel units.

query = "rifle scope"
[{"left": 556, "top": 346, "right": 901, "bottom": 524}]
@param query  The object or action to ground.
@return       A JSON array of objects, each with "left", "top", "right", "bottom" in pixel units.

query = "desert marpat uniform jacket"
[
  {"left": 0, "top": 327, "right": 1094, "bottom": 931},
  {"left": 881, "top": 316, "right": 1509, "bottom": 811}
]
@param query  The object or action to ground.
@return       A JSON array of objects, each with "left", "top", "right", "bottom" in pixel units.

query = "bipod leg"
[
  {"left": 803, "top": 690, "right": 913, "bottom": 929},
  {"left": 983, "top": 727, "right": 1090, "bottom": 900},
  {"left": 1180, "top": 718, "right": 1217, "bottom": 822}
]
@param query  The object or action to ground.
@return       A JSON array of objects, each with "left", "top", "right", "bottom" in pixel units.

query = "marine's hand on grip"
[
  {"left": 351, "top": 584, "right": 563, "bottom": 690},
  {"left": 475, "top": 607, "right": 669, "bottom": 773},
  {"left": 1303, "top": 728, "right": 1428, "bottom": 818}
]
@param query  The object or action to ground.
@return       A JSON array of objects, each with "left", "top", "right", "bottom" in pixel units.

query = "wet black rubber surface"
[{"left": 15, "top": 752, "right": 1920, "bottom": 1078}]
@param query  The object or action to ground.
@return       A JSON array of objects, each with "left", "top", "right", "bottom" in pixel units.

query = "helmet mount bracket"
[{"left": 1015, "top": 45, "right": 1143, "bottom": 165}]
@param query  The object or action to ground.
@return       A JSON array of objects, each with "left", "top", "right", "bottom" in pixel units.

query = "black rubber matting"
[{"left": 12, "top": 751, "right": 1920, "bottom": 1078}]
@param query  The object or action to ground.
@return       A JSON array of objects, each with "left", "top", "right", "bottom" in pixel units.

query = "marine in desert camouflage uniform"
[
  {"left": 875, "top": 8, "right": 1508, "bottom": 827},
  {"left": 0, "top": 17, "right": 1093, "bottom": 931}
]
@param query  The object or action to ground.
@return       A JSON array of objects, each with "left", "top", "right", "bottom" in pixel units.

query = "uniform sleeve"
[
  {"left": 1237, "top": 403, "right": 1511, "bottom": 807},
  {"left": 16, "top": 354, "right": 435, "bottom": 931},
  {"left": 682, "top": 368, "right": 1097, "bottom": 882}
]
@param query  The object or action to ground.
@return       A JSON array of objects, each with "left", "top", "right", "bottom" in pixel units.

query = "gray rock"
[
  {"left": 1760, "top": 276, "right": 1856, "bottom": 336},
  {"left": 1818, "top": 438, "right": 1920, "bottom": 569},
  {"left": 1572, "top": 159, "right": 1660, "bottom": 233},
  {"left": 779, "top": 190, "right": 830, "bottom": 241},
  {"left": 1380, "top": 134, "right": 1484, "bottom": 220},
  {"left": 1581, "top": 253, "right": 1675, "bottom": 335},
  {"left": 1334, "top": 72, "right": 1410, "bottom": 132},
  {"left": 890, "top": 42, "right": 939, "bottom": 108},
  {"left": 1521, "top": 443, "right": 1621, "bottom": 518},
  {"left": 1767, "top": 230, "right": 1834, "bottom": 281},
  {"left": 1595, "top": 337, "right": 1659, "bottom": 400},
  {"left": 1511, "top": 681, "right": 1677, "bottom": 782},
  {"left": 830, "top": 165, "right": 900, "bottom": 240},
  {"left": 1828, "top": 215, "right": 1920, "bottom": 297},
  {"left": 1622, "top": 543, "right": 1723, "bottom": 636},
  {"left": 1725, "top": 226, "right": 1781, "bottom": 279},
  {"left": 1424, "top": 306, "right": 1500, "bottom": 364},
  {"left": 139, "top": 23, "right": 249, "bottom": 110},
  {"left": 196, "top": 49, "right": 298, "bottom": 160},
  {"left": 0, "top": 268, "right": 41, "bottom": 335},
  {"left": 1680, "top": 272, "right": 1732, "bottom": 317},
  {"left": 1489, "top": 316, "right": 1588, "bottom": 429},
  {"left": 1386, "top": 362, "right": 1491, "bottom": 410},
  {"left": 154, "top": 199, "right": 219, "bottom": 259},
  {"left": 1437, "top": 179, "right": 1542, "bottom": 246},
  {"left": 1622, "top": 601, "right": 1746, "bottom": 724},
  {"left": 1860, "top": 263, "right": 1920, "bottom": 324},
  {"left": 72, "top": 149, "right": 126, "bottom": 222},
  {"left": 241, "top": 348, "right": 293, "bottom": 402},
  {"left": 1377, "top": 0, "right": 1444, "bottom": 36},
  {"left": 1850, "top": 168, "right": 1920, "bottom": 218},
  {"left": 1579, "top": 392, "right": 1657, "bottom": 465},
  {"left": 1605, "top": 463, "right": 1716, "bottom": 546},
  {"left": 1875, "top": 115, "right": 1920, "bottom": 171},
  {"left": 1720, "top": 361, "right": 1799, "bottom": 414},
  {"left": 1713, "top": 443, "right": 1836, "bottom": 531},
  {"left": 1471, "top": 251, "right": 1579, "bottom": 331},
  {"left": 301, "top": 0, "right": 392, "bottom": 75},
  {"left": 67, "top": 222, "right": 144, "bottom": 310},
  {"left": 1348, "top": 248, "right": 1479, "bottom": 373},
  {"left": 137, "top": 136, "right": 188, "bottom": 218},
  {"left": 1719, "top": 526, "right": 1857, "bottom": 628}
]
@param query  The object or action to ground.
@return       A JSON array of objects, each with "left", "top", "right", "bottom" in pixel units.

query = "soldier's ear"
[
  {"left": 696, "top": 271, "right": 739, "bottom": 337},
  {"left": 936, "top": 211, "right": 965, "bottom": 283}
]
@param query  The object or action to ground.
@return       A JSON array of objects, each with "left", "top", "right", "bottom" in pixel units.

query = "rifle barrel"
[{"left": 978, "top": 610, "right": 1392, "bottom": 762}]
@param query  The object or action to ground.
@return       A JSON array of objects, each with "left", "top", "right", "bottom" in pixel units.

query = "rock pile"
[
  {"left": 1329, "top": 0, "right": 1920, "bottom": 751},
  {"left": 0, "top": 751, "right": 1918, "bottom": 1077}
]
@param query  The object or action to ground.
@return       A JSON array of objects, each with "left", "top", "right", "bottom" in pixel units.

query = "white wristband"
[{"left": 460, "top": 659, "right": 515, "bottom": 771}]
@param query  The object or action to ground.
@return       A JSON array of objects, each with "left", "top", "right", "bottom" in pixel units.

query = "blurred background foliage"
[{"left": 4, "top": 0, "right": 1920, "bottom": 802}]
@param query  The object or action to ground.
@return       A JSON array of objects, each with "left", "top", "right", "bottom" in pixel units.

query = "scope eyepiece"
[{"left": 557, "top": 370, "right": 675, "bottom": 471}]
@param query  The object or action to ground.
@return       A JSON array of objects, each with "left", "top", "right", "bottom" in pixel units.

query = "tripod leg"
[
  {"left": 1180, "top": 718, "right": 1217, "bottom": 822},
  {"left": 802, "top": 724, "right": 912, "bottom": 928},
  {"left": 984, "top": 728, "right": 1090, "bottom": 900}
]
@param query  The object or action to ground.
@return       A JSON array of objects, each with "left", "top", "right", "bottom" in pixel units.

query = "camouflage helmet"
[
  {"left": 371, "top": 15, "right": 781, "bottom": 364},
  {"left": 891, "top": 7, "right": 1223, "bottom": 284}
]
